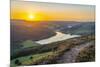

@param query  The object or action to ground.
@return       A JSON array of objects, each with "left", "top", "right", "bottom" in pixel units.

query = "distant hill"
[
  {"left": 60, "top": 22, "right": 95, "bottom": 35},
  {"left": 41, "top": 21, "right": 95, "bottom": 35},
  {"left": 11, "top": 20, "right": 95, "bottom": 41},
  {"left": 11, "top": 20, "right": 56, "bottom": 42}
]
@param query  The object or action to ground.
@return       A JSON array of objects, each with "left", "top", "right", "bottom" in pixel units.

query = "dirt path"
[{"left": 56, "top": 41, "right": 94, "bottom": 63}]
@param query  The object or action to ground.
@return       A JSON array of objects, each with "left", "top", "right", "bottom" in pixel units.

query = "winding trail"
[{"left": 56, "top": 41, "right": 94, "bottom": 63}]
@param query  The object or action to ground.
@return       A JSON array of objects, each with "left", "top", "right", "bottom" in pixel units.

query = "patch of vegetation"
[
  {"left": 11, "top": 51, "right": 60, "bottom": 66},
  {"left": 21, "top": 40, "right": 40, "bottom": 48},
  {"left": 75, "top": 44, "right": 95, "bottom": 62}
]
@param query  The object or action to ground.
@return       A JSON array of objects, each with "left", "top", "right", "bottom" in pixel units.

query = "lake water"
[{"left": 36, "top": 31, "right": 80, "bottom": 45}]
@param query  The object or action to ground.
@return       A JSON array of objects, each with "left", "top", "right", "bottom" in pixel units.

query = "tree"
[
  {"left": 15, "top": 59, "right": 19, "bottom": 64},
  {"left": 30, "top": 56, "right": 33, "bottom": 59},
  {"left": 15, "top": 59, "right": 21, "bottom": 65}
]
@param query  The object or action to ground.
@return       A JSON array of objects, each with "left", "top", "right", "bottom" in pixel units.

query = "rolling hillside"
[{"left": 11, "top": 34, "right": 95, "bottom": 66}]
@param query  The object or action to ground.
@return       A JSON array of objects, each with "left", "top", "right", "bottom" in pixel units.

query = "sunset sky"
[{"left": 11, "top": 1, "right": 95, "bottom": 22}]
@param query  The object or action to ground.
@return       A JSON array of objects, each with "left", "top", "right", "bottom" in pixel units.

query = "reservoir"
[{"left": 36, "top": 31, "right": 80, "bottom": 45}]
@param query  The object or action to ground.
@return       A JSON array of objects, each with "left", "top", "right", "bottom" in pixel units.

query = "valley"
[{"left": 10, "top": 20, "right": 95, "bottom": 66}]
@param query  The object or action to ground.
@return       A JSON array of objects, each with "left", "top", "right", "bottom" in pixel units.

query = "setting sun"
[
  {"left": 28, "top": 14, "right": 35, "bottom": 21},
  {"left": 11, "top": 1, "right": 95, "bottom": 21}
]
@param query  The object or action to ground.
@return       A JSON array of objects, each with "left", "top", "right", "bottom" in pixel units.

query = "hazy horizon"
[{"left": 11, "top": 1, "right": 95, "bottom": 22}]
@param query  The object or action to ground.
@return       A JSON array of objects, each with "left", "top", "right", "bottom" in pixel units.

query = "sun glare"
[
  {"left": 28, "top": 14, "right": 35, "bottom": 21},
  {"left": 24, "top": 13, "right": 45, "bottom": 21}
]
